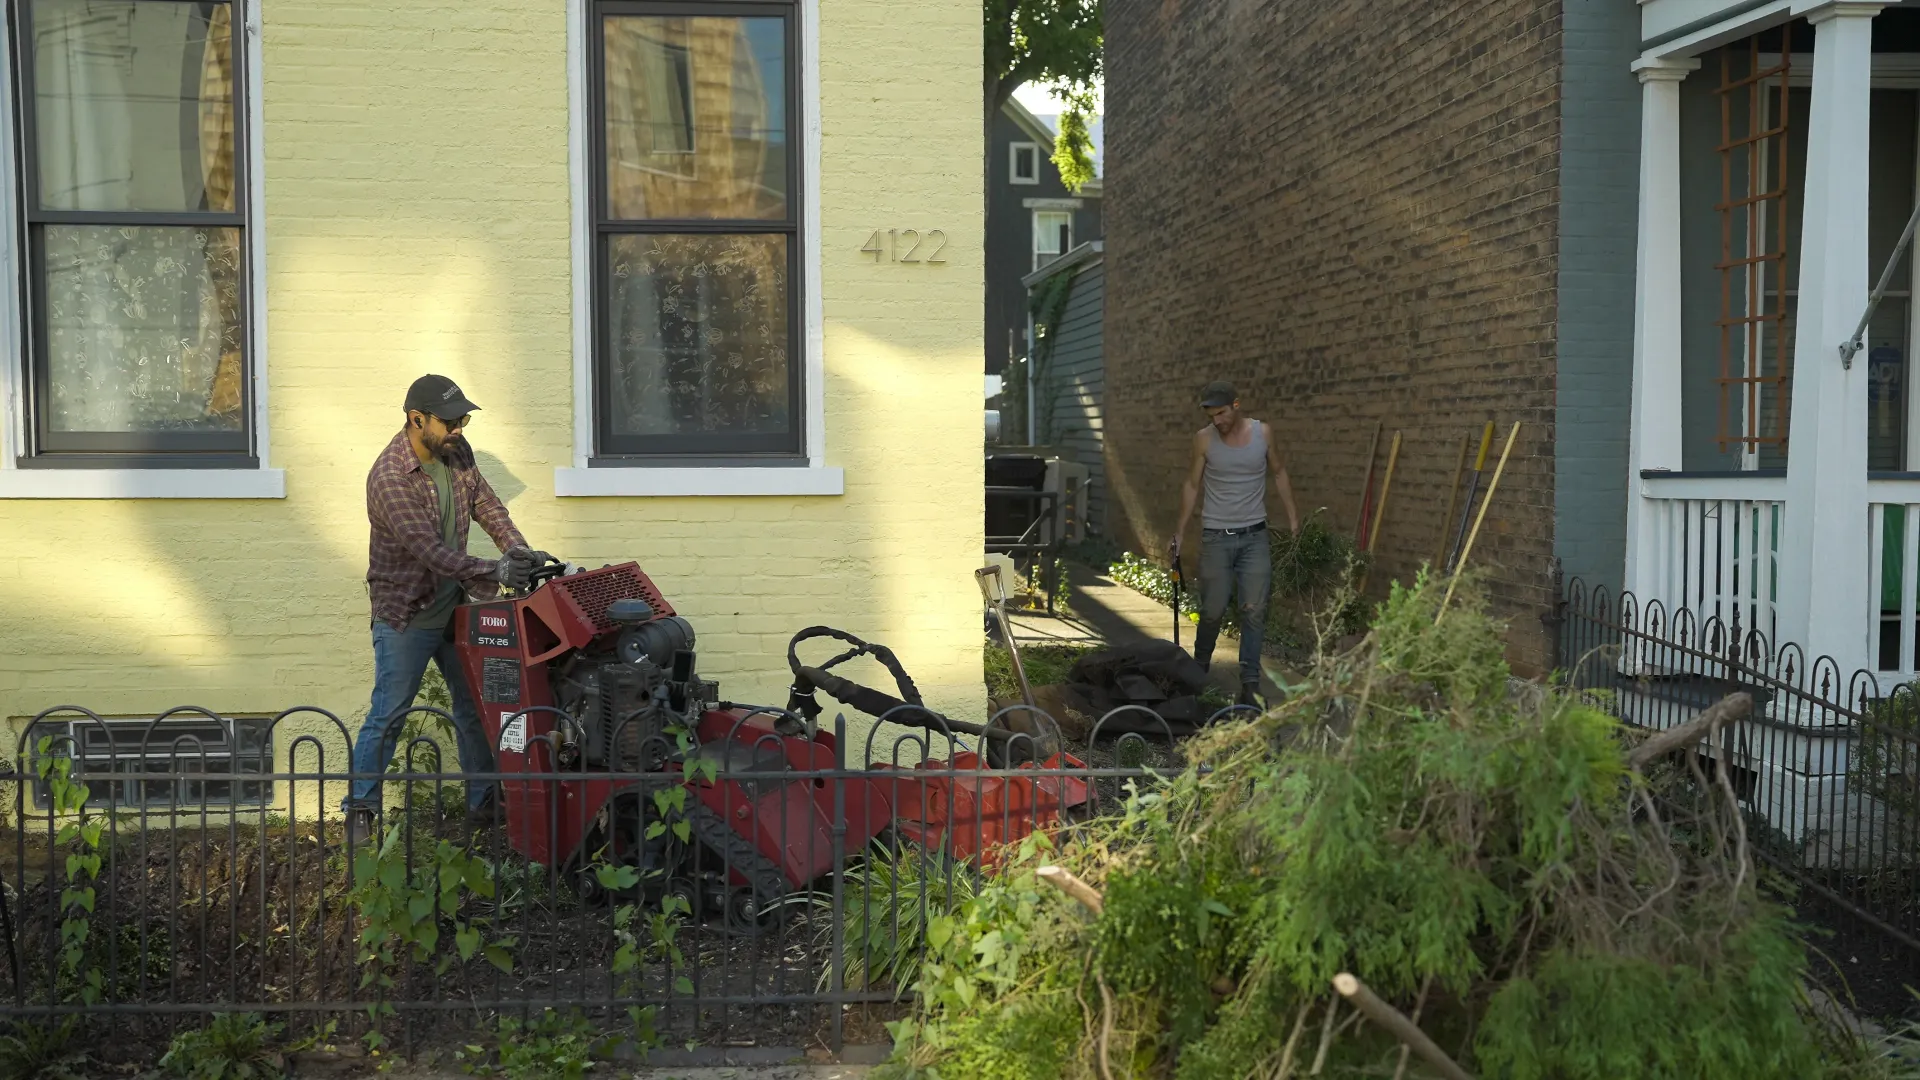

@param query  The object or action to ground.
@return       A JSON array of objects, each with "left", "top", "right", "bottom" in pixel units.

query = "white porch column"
[
  {"left": 1779, "top": 1, "right": 1885, "bottom": 674},
  {"left": 1624, "top": 57, "right": 1698, "bottom": 623}
]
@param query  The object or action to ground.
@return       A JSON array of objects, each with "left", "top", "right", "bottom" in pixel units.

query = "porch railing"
[
  {"left": 1869, "top": 480, "right": 1920, "bottom": 677},
  {"left": 1639, "top": 475, "right": 1920, "bottom": 680},
  {"left": 1636, "top": 474, "right": 1783, "bottom": 661}
]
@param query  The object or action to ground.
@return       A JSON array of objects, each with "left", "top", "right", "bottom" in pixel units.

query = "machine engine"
[{"left": 548, "top": 607, "right": 708, "bottom": 772}]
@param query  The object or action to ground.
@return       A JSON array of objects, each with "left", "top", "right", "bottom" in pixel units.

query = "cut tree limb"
[
  {"left": 1332, "top": 973, "right": 1474, "bottom": 1080},
  {"left": 1626, "top": 692, "right": 1753, "bottom": 772},
  {"left": 1037, "top": 865, "right": 1104, "bottom": 914}
]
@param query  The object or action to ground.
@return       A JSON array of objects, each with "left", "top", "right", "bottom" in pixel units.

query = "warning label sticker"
[
  {"left": 481, "top": 656, "right": 522, "bottom": 705},
  {"left": 499, "top": 713, "right": 528, "bottom": 754}
]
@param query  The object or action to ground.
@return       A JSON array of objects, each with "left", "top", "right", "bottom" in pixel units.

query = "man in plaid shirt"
[{"left": 345, "top": 374, "right": 552, "bottom": 843}]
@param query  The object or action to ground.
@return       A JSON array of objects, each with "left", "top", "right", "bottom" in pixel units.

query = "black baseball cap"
[
  {"left": 1199, "top": 381, "right": 1237, "bottom": 408},
  {"left": 404, "top": 374, "right": 480, "bottom": 420}
]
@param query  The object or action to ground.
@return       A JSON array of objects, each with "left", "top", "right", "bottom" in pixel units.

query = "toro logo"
[{"left": 470, "top": 605, "right": 518, "bottom": 650}]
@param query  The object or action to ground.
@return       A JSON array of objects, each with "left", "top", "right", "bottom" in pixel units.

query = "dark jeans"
[
  {"left": 1193, "top": 526, "right": 1271, "bottom": 687},
  {"left": 343, "top": 622, "right": 497, "bottom": 813}
]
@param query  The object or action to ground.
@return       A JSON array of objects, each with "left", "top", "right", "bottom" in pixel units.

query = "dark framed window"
[
  {"left": 10, "top": 0, "right": 253, "bottom": 468},
  {"left": 590, "top": 0, "right": 803, "bottom": 461}
]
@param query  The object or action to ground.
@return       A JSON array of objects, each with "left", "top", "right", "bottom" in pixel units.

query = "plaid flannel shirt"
[{"left": 365, "top": 428, "right": 527, "bottom": 629}]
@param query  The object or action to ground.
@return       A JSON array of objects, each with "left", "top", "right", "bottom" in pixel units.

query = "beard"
[{"left": 423, "top": 430, "right": 462, "bottom": 461}]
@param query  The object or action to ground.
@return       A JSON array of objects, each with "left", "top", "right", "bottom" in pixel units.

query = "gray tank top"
[{"left": 1203, "top": 421, "right": 1268, "bottom": 530}]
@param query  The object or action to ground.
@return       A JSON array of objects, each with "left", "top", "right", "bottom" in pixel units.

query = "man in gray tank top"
[{"left": 1169, "top": 381, "right": 1300, "bottom": 706}]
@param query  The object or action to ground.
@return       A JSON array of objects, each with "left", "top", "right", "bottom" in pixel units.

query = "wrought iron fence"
[
  {"left": 0, "top": 701, "right": 1220, "bottom": 1064},
  {"left": 1558, "top": 578, "right": 1920, "bottom": 1013}
]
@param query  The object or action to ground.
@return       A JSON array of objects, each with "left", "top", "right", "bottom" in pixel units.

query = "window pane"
[
  {"left": 603, "top": 15, "right": 787, "bottom": 220},
  {"left": 605, "top": 234, "right": 790, "bottom": 440},
  {"left": 30, "top": 0, "right": 236, "bottom": 213},
  {"left": 41, "top": 225, "right": 244, "bottom": 433}
]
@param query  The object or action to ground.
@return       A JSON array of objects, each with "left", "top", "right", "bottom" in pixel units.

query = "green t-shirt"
[{"left": 408, "top": 457, "right": 463, "bottom": 631}]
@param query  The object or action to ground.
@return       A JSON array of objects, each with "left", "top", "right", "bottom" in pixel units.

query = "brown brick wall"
[{"left": 1104, "top": 0, "right": 1563, "bottom": 673}]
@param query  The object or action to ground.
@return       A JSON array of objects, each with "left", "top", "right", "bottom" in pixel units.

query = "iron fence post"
[{"left": 829, "top": 712, "right": 848, "bottom": 1053}]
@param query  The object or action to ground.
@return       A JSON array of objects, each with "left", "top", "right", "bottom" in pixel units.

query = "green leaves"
[
  {"left": 984, "top": 0, "right": 1101, "bottom": 114},
  {"left": 345, "top": 820, "right": 518, "bottom": 1047},
  {"left": 157, "top": 1013, "right": 286, "bottom": 1080},
  {"left": 457, "top": 1009, "right": 606, "bottom": 1080}
]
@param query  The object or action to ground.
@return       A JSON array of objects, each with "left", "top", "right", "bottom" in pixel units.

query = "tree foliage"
[
  {"left": 985, "top": 0, "right": 1101, "bottom": 191},
  {"left": 881, "top": 574, "right": 1916, "bottom": 1079}
]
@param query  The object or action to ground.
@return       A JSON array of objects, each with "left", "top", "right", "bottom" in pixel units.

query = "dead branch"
[
  {"left": 1332, "top": 973, "right": 1475, "bottom": 1080},
  {"left": 1626, "top": 693, "right": 1752, "bottom": 772},
  {"left": 1037, "top": 865, "right": 1104, "bottom": 915},
  {"left": 1096, "top": 970, "right": 1117, "bottom": 1080},
  {"left": 1274, "top": 1000, "right": 1313, "bottom": 1079},
  {"left": 1392, "top": 976, "right": 1433, "bottom": 1080},
  {"left": 1309, "top": 994, "right": 1341, "bottom": 1075}
]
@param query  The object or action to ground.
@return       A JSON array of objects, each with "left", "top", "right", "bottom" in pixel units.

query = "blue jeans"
[
  {"left": 344, "top": 622, "right": 496, "bottom": 813},
  {"left": 1193, "top": 526, "right": 1271, "bottom": 686}
]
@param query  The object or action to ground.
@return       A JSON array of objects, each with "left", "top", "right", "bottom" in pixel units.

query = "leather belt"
[{"left": 1204, "top": 521, "right": 1267, "bottom": 537}]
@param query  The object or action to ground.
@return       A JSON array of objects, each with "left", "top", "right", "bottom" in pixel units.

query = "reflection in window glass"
[
  {"left": 31, "top": 0, "right": 236, "bottom": 213},
  {"left": 42, "top": 225, "right": 245, "bottom": 433},
  {"left": 605, "top": 234, "right": 790, "bottom": 439},
  {"left": 603, "top": 15, "right": 786, "bottom": 220}
]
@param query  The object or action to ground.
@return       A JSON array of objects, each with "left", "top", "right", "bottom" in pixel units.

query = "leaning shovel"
[{"left": 976, "top": 565, "right": 1034, "bottom": 709}]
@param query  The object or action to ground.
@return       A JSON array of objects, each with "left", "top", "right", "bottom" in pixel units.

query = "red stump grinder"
[{"left": 451, "top": 560, "right": 1088, "bottom": 928}]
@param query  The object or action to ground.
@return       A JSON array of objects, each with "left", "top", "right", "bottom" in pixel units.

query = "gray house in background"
[
  {"left": 1024, "top": 241, "right": 1106, "bottom": 536},
  {"left": 986, "top": 99, "right": 1103, "bottom": 376}
]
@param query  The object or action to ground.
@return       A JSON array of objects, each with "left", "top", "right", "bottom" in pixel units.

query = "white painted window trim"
[
  {"left": 1009, "top": 141, "right": 1040, "bottom": 185},
  {"left": 557, "top": 0, "right": 838, "bottom": 499},
  {"left": 1032, "top": 209, "right": 1072, "bottom": 272},
  {"left": 0, "top": 0, "right": 283, "bottom": 500},
  {"left": 1021, "top": 197, "right": 1082, "bottom": 211}
]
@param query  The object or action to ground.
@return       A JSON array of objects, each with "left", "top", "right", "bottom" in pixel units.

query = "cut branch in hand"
[
  {"left": 1037, "top": 865, "right": 1104, "bottom": 915},
  {"left": 1332, "top": 973, "right": 1475, "bottom": 1080},
  {"left": 1626, "top": 692, "right": 1752, "bottom": 772}
]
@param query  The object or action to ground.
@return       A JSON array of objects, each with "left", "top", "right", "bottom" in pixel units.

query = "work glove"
[
  {"left": 492, "top": 555, "right": 531, "bottom": 592},
  {"left": 506, "top": 545, "right": 556, "bottom": 569}
]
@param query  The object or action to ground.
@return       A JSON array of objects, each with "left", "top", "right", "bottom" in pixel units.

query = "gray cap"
[{"left": 1199, "top": 381, "right": 1237, "bottom": 408}]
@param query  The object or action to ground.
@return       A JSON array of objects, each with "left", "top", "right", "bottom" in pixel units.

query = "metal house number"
[{"left": 861, "top": 229, "right": 948, "bottom": 263}]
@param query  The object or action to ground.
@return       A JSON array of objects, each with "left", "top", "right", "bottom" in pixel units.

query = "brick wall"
[
  {"left": 1104, "top": 0, "right": 1562, "bottom": 672},
  {"left": 0, "top": 0, "right": 985, "bottom": 766}
]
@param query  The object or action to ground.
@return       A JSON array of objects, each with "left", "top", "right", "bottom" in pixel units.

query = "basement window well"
[{"left": 24, "top": 715, "right": 273, "bottom": 811}]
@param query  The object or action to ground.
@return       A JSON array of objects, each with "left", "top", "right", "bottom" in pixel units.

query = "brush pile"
[{"left": 880, "top": 573, "right": 1913, "bottom": 1079}]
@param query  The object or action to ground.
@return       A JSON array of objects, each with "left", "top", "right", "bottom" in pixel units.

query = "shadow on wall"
[{"left": 468, "top": 448, "right": 528, "bottom": 561}]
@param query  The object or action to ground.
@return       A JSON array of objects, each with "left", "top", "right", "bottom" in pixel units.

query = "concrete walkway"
[{"left": 1005, "top": 562, "right": 1290, "bottom": 702}]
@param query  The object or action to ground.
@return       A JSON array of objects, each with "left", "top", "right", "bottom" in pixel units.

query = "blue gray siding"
[
  {"left": 1037, "top": 259, "right": 1107, "bottom": 534},
  {"left": 1554, "top": 0, "right": 1643, "bottom": 603}
]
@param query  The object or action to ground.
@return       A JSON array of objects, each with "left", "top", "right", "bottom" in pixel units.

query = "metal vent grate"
[
  {"left": 27, "top": 716, "right": 274, "bottom": 809},
  {"left": 553, "top": 563, "right": 673, "bottom": 632}
]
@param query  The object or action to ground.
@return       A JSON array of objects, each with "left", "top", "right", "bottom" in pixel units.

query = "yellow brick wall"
[{"left": 0, "top": 0, "right": 984, "bottom": 775}]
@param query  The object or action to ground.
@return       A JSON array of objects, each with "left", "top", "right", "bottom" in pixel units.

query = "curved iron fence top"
[{"left": 1562, "top": 577, "right": 1884, "bottom": 727}]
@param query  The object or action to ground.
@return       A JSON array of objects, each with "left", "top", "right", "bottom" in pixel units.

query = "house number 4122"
[{"left": 862, "top": 229, "right": 948, "bottom": 263}]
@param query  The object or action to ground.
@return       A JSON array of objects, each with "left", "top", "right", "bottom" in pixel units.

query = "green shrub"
[
  {"left": 0, "top": 1019, "right": 86, "bottom": 1080},
  {"left": 823, "top": 844, "right": 980, "bottom": 996},
  {"left": 888, "top": 572, "right": 1887, "bottom": 1079},
  {"left": 157, "top": 1013, "right": 284, "bottom": 1080},
  {"left": 1106, "top": 511, "right": 1368, "bottom": 652},
  {"left": 457, "top": 1008, "right": 607, "bottom": 1080}
]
